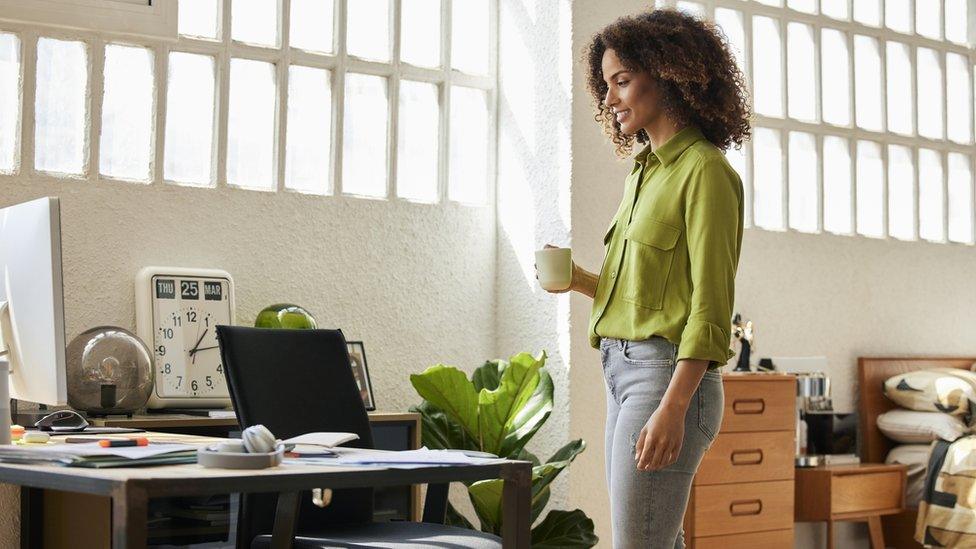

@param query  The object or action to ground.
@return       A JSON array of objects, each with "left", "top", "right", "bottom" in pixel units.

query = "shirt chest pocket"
[{"left": 621, "top": 217, "right": 681, "bottom": 310}]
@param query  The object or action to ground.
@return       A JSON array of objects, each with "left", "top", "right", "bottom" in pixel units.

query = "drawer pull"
[
  {"left": 730, "top": 449, "right": 764, "bottom": 465},
  {"left": 729, "top": 499, "right": 763, "bottom": 517},
  {"left": 732, "top": 398, "right": 766, "bottom": 414}
]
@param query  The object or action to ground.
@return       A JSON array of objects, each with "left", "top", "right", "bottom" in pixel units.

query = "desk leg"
[
  {"left": 271, "top": 491, "right": 301, "bottom": 549},
  {"left": 111, "top": 486, "right": 147, "bottom": 549},
  {"left": 867, "top": 516, "right": 884, "bottom": 549},
  {"left": 826, "top": 520, "right": 834, "bottom": 549},
  {"left": 501, "top": 463, "right": 531, "bottom": 549}
]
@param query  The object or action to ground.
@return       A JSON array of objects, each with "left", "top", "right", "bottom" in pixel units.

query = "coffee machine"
[{"left": 794, "top": 371, "right": 857, "bottom": 466}]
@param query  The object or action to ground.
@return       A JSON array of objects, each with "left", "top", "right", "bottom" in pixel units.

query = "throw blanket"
[{"left": 918, "top": 436, "right": 976, "bottom": 547}]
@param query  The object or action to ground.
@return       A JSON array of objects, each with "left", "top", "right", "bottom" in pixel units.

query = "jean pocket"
[
  {"left": 696, "top": 379, "right": 724, "bottom": 442},
  {"left": 621, "top": 339, "right": 674, "bottom": 366}
]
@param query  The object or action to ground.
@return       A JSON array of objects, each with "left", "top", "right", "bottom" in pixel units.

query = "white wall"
[{"left": 0, "top": 174, "right": 497, "bottom": 546}]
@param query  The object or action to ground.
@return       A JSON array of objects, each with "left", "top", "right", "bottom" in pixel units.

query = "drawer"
[
  {"left": 832, "top": 471, "right": 904, "bottom": 516},
  {"left": 720, "top": 379, "right": 794, "bottom": 433},
  {"left": 695, "top": 430, "right": 794, "bottom": 485},
  {"left": 692, "top": 528, "right": 794, "bottom": 549},
  {"left": 690, "top": 480, "right": 794, "bottom": 537}
]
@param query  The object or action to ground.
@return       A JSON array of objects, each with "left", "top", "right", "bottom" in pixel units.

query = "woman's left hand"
[{"left": 635, "top": 403, "right": 685, "bottom": 471}]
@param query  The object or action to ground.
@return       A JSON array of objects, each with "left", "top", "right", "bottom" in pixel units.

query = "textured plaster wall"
[
  {"left": 566, "top": 3, "right": 976, "bottom": 548},
  {"left": 0, "top": 176, "right": 497, "bottom": 546},
  {"left": 496, "top": 0, "right": 574, "bottom": 513}
]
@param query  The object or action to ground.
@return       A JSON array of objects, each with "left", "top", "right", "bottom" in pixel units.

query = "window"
[
  {"left": 1, "top": 0, "right": 496, "bottom": 206},
  {"left": 679, "top": 0, "right": 976, "bottom": 246}
]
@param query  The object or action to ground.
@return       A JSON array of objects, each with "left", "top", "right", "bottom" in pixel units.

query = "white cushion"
[
  {"left": 883, "top": 368, "right": 976, "bottom": 418},
  {"left": 877, "top": 409, "right": 969, "bottom": 443},
  {"left": 885, "top": 443, "right": 932, "bottom": 507}
]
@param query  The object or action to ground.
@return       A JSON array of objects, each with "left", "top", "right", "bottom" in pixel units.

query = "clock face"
[{"left": 151, "top": 276, "right": 230, "bottom": 399}]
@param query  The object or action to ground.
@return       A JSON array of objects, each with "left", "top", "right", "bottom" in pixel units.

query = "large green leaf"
[
  {"left": 468, "top": 478, "right": 504, "bottom": 534},
  {"left": 472, "top": 360, "right": 503, "bottom": 391},
  {"left": 529, "top": 439, "right": 587, "bottom": 523},
  {"left": 531, "top": 509, "right": 599, "bottom": 549},
  {"left": 409, "top": 401, "right": 477, "bottom": 451},
  {"left": 477, "top": 352, "right": 545, "bottom": 455},
  {"left": 499, "top": 368, "right": 554, "bottom": 458},
  {"left": 410, "top": 364, "right": 481, "bottom": 442}
]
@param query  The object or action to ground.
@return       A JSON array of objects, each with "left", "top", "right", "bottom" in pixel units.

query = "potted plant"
[{"left": 409, "top": 351, "right": 598, "bottom": 548}]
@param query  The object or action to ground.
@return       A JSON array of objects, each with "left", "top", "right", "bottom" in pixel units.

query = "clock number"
[
  {"left": 161, "top": 328, "right": 174, "bottom": 339},
  {"left": 186, "top": 311, "right": 197, "bottom": 323},
  {"left": 156, "top": 345, "right": 166, "bottom": 357},
  {"left": 205, "top": 316, "right": 210, "bottom": 328},
  {"left": 216, "top": 364, "right": 222, "bottom": 373},
  {"left": 171, "top": 315, "right": 182, "bottom": 327},
  {"left": 191, "top": 380, "right": 199, "bottom": 392},
  {"left": 206, "top": 376, "right": 213, "bottom": 388},
  {"left": 163, "top": 363, "right": 172, "bottom": 374},
  {"left": 181, "top": 281, "right": 199, "bottom": 299},
  {"left": 176, "top": 376, "right": 183, "bottom": 389}
]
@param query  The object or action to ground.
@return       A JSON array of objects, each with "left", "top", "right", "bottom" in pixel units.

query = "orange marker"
[{"left": 98, "top": 437, "right": 149, "bottom": 448}]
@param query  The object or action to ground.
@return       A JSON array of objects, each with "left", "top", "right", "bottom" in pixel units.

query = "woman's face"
[{"left": 601, "top": 48, "right": 660, "bottom": 136}]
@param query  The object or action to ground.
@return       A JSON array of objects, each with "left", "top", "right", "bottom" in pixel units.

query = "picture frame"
[{"left": 346, "top": 341, "right": 376, "bottom": 411}]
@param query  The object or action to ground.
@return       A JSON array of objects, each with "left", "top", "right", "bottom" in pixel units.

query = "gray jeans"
[{"left": 600, "top": 337, "right": 724, "bottom": 549}]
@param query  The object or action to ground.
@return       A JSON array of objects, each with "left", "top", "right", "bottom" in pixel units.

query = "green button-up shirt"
[{"left": 589, "top": 126, "right": 743, "bottom": 369}]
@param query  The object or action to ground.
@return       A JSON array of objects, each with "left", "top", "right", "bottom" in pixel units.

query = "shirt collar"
[{"left": 634, "top": 126, "right": 706, "bottom": 168}]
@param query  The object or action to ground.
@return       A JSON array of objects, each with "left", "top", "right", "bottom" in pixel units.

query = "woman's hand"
[
  {"left": 635, "top": 403, "right": 685, "bottom": 471},
  {"left": 535, "top": 244, "right": 600, "bottom": 298},
  {"left": 535, "top": 244, "right": 580, "bottom": 294}
]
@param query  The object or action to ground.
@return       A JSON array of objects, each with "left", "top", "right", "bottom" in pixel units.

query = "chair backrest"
[{"left": 216, "top": 325, "right": 376, "bottom": 543}]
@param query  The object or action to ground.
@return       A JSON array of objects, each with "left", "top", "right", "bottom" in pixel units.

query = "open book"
[{"left": 282, "top": 432, "right": 360, "bottom": 456}]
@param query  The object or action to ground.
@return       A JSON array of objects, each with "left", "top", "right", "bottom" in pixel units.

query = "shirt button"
[{"left": 611, "top": 271, "right": 617, "bottom": 278}]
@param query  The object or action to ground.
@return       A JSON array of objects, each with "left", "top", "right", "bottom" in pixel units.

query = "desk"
[{"left": 2, "top": 437, "right": 532, "bottom": 548}]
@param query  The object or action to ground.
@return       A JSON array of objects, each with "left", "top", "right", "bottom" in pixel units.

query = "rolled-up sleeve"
[{"left": 676, "top": 158, "right": 743, "bottom": 367}]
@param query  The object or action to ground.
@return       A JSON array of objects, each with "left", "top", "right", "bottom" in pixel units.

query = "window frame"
[
  {"left": 665, "top": 0, "right": 976, "bottom": 245},
  {"left": 0, "top": 0, "right": 498, "bottom": 207}
]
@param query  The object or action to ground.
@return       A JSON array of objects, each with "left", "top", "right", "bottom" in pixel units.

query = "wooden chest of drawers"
[{"left": 684, "top": 373, "right": 796, "bottom": 548}]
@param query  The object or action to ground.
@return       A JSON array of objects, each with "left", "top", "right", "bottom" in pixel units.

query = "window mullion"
[
  {"left": 440, "top": 0, "right": 451, "bottom": 204},
  {"left": 389, "top": 0, "right": 401, "bottom": 200},
  {"left": 779, "top": 15, "right": 789, "bottom": 230},
  {"left": 153, "top": 41, "right": 168, "bottom": 184},
  {"left": 487, "top": 0, "right": 498, "bottom": 210},
  {"left": 277, "top": 0, "right": 291, "bottom": 193},
  {"left": 333, "top": 0, "right": 347, "bottom": 195},
  {"left": 20, "top": 31, "right": 36, "bottom": 178},
  {"left": 215, "top": 0, "right": 232, "bottom": 188},
  {"left": 89, "top": 37, "right": 104, "bottom": 182}
]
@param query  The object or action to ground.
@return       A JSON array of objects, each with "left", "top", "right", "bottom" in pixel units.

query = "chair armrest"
[{"left": 421, "top": 483, "right": 449, "bottom": 524}]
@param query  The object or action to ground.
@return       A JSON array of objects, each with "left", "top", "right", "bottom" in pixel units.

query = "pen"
[{"left": 98, "top": 438, "right": 149, "bottom": 448}]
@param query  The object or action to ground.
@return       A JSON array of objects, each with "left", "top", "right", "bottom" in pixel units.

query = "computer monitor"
[{"left": 0, "top": 196, "right": 68, "bottom": 406}]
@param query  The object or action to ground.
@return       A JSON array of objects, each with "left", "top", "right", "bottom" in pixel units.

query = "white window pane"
[
  {"left": 853, "top": 0, "right": 881, "bottom": 26},
  {"left": 945, "top": 0, "right": 968, "bottom": 44},
  {"left": 677, "top": 1, "right": 705, "bottom": 17},
  {"left": 715, "top": 9, "right": 745, "bottom": 76},
  {"left": 885, "top": 0, "right": 911, "bottom": 32},
  {"left": 821, "top": 0, "right": 849, "bottom": 19},
  {"left": 0, "top": 34, "right": 20, "bottom": 173},
  {"left": 286, "top": 66, "right": 332, "bottom": 194},
  {"left": 35, "top": 38, "right": 87, "bottom": 175},
  {"left": 343, "top": 73, "right": 389, "bottom": 197},
  {"left": 854, "top": 35, "right": 882, "bottom": 131},
  {"left": 918, "top": 149, "right": 944, "bottom": 242},
  {"left": 449, "top": 86, "right": 489, "bottom": 204},
  {"left": 452, "top": 0, "right": 489, "bottom": 75},
  {"left": 886, "top": 42, "right": 912, "bottom": 135},
  {"left": 227, "top": 59, "right": 276, "bottom": 189},
  {"left": 401, "top": 0, "right": 440, "bottom": 68},
  {"left": 397, "top": 80, "right": 439, "bottom": 202},
  {"left": 178, "top": 0, "right": 219, "bottom": 40},
  {"left": 164, "top": 52, "right": 215, "bottom": 186},
  {"left": 856, "top": 140, "right": 884, "bottom": 238},
  {"left": 753, "top": 16, "right": 783, "bottom": 118},
  {"left": 753, "top": 128, "right": 784, "bottom": 230},
  {"left": 232, "top": 0, "right": 278, "bottom": 47},
  {"left": 824, "top": 136, "right": 852, "bottom": 234},
  {"left": 100, "top": 45, "right": 153, "bottom": 182},
  {"left": 787, "top": 23, "right": 816, "bottom": 122},
  {"left": 915, "top": 0, "right": 940, "bottom": 39},
  {"left": 726, "top": 146, "right": 750, "bottom": 226},
  {"left": 788, "top": 0, "right": 817, "bottom": 13},
  {"left": 348, "top": 0, "right": 390, "bottom": 62},
  {"left": 888, "top": 144, "right": 915, "bottom": 240},
  {"left": 947, "top": 53, "right": 971, "bottom": 144},
  {"left": 917, "top": 48, "right": 943, "bottom": 140},
  {"left": 821, "top": 29, "right": 850, "bottom": 126},
  {"left": 290, "top": 0, "right": 334, "bottom": 54},
  {"left": 789, "top": 132, "right": 818, "bottom": 233},
  {"left": 948, "top": 153, "right": 973, "bottom": 243}
]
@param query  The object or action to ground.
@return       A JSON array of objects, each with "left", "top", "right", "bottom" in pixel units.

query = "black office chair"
[{"left": 215, "top": 326, "right": 501, "bottom": 549}]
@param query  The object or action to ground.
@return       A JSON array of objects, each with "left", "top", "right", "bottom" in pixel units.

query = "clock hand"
[
  {"left": 189, "top": 328, "right": 209, "bottom": 356},
  {"left": 190, "top": 345, "right": 219, "bottom": 355}
]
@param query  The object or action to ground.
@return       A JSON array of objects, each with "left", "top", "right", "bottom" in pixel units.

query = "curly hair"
[{"left": 585, "top": 8, "right": 752, "bottom": 157}]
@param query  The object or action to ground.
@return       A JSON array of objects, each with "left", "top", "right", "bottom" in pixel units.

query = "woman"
[{"left": 547, "top": 9, "right": 750, "bottom": 548}]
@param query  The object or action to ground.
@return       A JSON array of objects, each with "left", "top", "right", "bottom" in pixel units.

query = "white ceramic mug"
[{"left": 535, "top": 248, "right": 573, "bottom": 291}]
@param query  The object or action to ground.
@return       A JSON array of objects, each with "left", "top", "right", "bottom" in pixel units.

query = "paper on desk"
[
  {"left": 283, "top": 432, "right": 359, "bottom": 448},
  {"left": 0, "top": 442, "right": 195, "bottom": 459},
  {"left": 331, "top": 447, "right": 504, "bottom": 466}
]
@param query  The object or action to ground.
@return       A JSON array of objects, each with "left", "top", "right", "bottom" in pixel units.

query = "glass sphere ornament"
[
  {"left": 254, "top": 304, "right": 317, "bottom": 329},
  {"left": 66, "top": 326, "right": 154, "bottom": 415}
]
